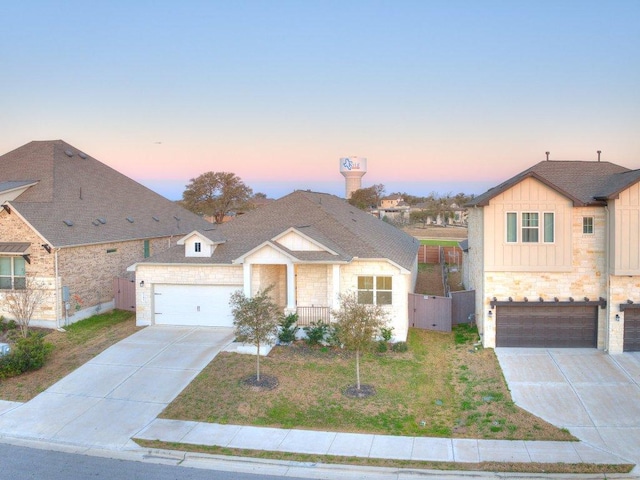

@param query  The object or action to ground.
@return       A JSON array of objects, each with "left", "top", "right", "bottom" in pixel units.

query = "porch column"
[
  {"left": 243, "top": 262, "right": 251, "bottom": 297},
  {"left": 332, "top": 264, "right": 340, "bottom": 309},
  {"left": 286, "top": 262, "right": 296, "bottom": 311}
]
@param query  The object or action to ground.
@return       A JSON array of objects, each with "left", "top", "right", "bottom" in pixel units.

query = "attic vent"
[
  {"left": 63, "top": 220, "right": 73, "bottom": 227},
  {"left": 295, "top": 225, "right": 311, "bottom": 228},
  {"left": 64, "top": 150, "right": 74, "bottom": 157},
  {"left": 97, "top": 218, "right": 106, "bottom": 224},
  {"left": 78, "top": 152, "right": 87, "bottom": 159},
  {"left": 152, "top": 216, "right": 160, "bottom": 222},
  {"left": 126, "top": 217, "right": 134, "bottom": 223}
]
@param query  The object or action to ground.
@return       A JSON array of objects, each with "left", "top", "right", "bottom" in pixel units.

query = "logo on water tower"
[{"left": 342, "top": 158, "right": 360, "bottom": 171}]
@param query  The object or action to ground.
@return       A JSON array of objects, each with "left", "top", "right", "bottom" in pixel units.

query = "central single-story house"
[{"left": 129, "top": 190, "right": 420, "bottom": 341}]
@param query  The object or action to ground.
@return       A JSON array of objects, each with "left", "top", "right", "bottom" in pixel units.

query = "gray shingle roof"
[
  {"left": 0, "top": 181, "right": 37, "bottom": 193},
  {"left": 0, "top": 140, "right": 220, "bottom": 247},
  {"left": 144, "top": 190, "right": 419, "bottom": 271},
  {"left": 467, "top": 160, "right": 634, "bottom": 207}
]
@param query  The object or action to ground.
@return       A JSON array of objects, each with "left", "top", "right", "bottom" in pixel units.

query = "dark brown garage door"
[
  {"left": 496, "top": 305, "right": 597, "bottom": 348},
  {"left": 624, "top": 308, "right": 640, "bottom": 352}
]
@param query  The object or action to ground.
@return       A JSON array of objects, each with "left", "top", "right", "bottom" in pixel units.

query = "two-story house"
[
  {"left": 465, "top": 158, "right": 640, "bottom": 353},
  {"left": 0, "top": 140, "right": 213, "bottom": 328}
]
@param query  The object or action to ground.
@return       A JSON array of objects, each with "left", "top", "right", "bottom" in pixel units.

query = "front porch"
[{"left": 244, "top": 262, "right": 339, "bottom": 326}]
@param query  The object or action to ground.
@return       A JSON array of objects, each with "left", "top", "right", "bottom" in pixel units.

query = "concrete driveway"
[
  {"left": 496, "top": 348, "right": 640, "bottom": 465},
  {"left": 0, "top": 326, "right": 234, "bottom": 450}
]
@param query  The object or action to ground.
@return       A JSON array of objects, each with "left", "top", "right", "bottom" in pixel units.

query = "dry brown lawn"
[{"left": 0, "top": 311, "right": 140, "bottom": 402}]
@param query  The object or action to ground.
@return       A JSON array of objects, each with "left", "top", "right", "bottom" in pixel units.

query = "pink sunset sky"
[{"left": 1, "top": 1, "right": 639, "bottom": 200}]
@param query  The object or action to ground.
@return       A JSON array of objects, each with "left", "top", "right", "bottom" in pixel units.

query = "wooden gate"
[
  {"left": 113, "top": 277, "right": 136, "bottom": 312},
  {"left": 408, "top": 293, "right": 452, "bottom": 332},
  {"left": 409, "top": 290, "right": 475, "bottom": 332},
  {"left": 451, "top": 290, "right": 475, "bottom": 325}
]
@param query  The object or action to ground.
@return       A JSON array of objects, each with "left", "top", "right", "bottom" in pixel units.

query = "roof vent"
[
  {"left": 97, "top": 218, "right": 106, "bottom": 224},
  {"left": 173, "top": 216, "right": 180, "bottom": 221},
  {"left": 545, "top": 151, "right": 550, "bottom": 161},
  {"left": 597, "top": 150, "right": 602, "bottom": 162},
  {"left": 126, "top": 217, "right": 134, "bottom": 223},
  {"left": 78, "top": 152, "right": 87, "bottom": 159},
  {"left": 63, "top": 220, "right": 73, "bottom": 227},
  {"left": 92, "top": 220, "right": 100, "bottom": 226},
  {"left": 64, "top": 149, "right": 74, "bottom": 157},
  {"left": 152, "top": 216, "right": 160, "bottom": 222}
]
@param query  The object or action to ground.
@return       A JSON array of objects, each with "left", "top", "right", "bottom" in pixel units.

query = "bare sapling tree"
[
  {"left": 229, "top": 285, "right": 280, "bottom": 382},
  {"left": 4, "top": 275, "right": 47, "bottom": 338},
  {"left": 333, "top": 292, "right": 389, "bottom": 391}
]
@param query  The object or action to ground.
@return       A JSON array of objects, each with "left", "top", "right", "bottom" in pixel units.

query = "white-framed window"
[
  {"left": 506, "top": 212, "right": 517, "bottom": 243},
  {"left": 543, "top": 212, "right": 555, "bottom": 243},
  {"left": 583, "top": 217, "right": 594, "bottom": 234},
  {"left": 194, "top": 242, "right": 201, "bottom": 253},
  {"left": 0, "top": 256, "right": 26, "bottom": 290},
  {"left": 522, "top": 212, "right": 539, "bottom": 243},
  {"left": 357, "top": 276, "right": 392, "bottom": 305}
]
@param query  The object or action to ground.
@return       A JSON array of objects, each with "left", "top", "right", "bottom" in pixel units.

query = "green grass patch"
[
  {"left": 161, "top": 324, "right": 574, "bottom": 442},
  {"left": 63, "top": 310, "right": 134, "bottom": 345},
  {"left": 420, "top": 239, "right": 461, "bottom": 246}
]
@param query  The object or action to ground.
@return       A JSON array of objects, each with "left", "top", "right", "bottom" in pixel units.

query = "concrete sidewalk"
[{"left": 136, "top": 418, "right": 630, "bottom": 466}]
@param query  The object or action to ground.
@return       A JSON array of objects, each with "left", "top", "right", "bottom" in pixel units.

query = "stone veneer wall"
[
  {"left": 135, "top": 264, "right": 243, "bottom": 326},
  {"left": 339, "top": 260, "right": 412, "bottom": 342},
  {"left": 608, "top": 275, "right": 640, "bottom": 353},
  {"left": 295, "top": 264, "right": 330, "bottom": 307},
  {"left": 480, "top": 206, "right": 608, "bottom": 348},
  {"left": 251, "top": 264, "right": 286, "bottom": 307}
]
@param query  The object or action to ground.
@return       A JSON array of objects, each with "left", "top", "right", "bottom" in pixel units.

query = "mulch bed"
[
  {"left": 241, "top": 374, "right": 279, "bottom": 391},
  {"left": 343, "top": 384, "right": 376, "bottom": 398}
]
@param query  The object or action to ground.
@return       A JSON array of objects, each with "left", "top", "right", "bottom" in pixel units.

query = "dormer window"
[{"left": 194, "top": 242, "right": 201, "bottom": 253}]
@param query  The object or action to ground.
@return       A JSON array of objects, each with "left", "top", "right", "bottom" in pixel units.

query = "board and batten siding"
[
  {"left": 612, "top": 182, "right": 640, "bottom": 275},
  {"left": 483, "top": 177, "right": 572, "bottom": 272}
]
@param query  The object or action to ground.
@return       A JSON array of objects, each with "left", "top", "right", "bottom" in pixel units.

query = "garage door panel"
[
  {"left": 496, "top": 305, "right": 597, "bottom": 348},
  {"left": 624, "top": 309, "right": 640, "bottom": 352},
  {"left": 154, "top": 284, "right": 241, "bottom": 327}
]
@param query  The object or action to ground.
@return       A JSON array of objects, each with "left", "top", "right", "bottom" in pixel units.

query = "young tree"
[
  {"left": 229, "top": 286, "right": 280, "bottom": 382},
  {"left": 4, "top": 276, "right": 47, "bottom": 338},
  {"left": 333, "top": 292, "right": 389, "bottom": 391},
  {"left": 182, "top": 171, "right": 253, "bottom": 223}
]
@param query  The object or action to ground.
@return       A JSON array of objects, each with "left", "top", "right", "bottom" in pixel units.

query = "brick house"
[
  {"left": 465, "top": 158, "right": 640, "bottom": 353},
  {"left": 129, "top": 190, "right": 419, "bottom": 341},
  {"left": 0, "top": 140, "right": 212, "bottom": 328}
]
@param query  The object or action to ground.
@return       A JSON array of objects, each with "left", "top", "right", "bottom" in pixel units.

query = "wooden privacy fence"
[
  {"left": 418, "top": 245, "right": 463, "bottom": 265},
  {"left": 408, "top": 289, "right": 475, "bottom": 332},
  {"left": 113, "top": 277, "right": 136, "bottom": 311}
]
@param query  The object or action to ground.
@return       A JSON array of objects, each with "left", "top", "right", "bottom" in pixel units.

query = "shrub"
[
  {"left": 304, "top": 321, "right": 328, "bottom": 346},
  {"left": 392, "top": 341, "right": 408, "bottom": 353},
  {"left": 0, "top": 333, "right": 53, "bottom": 379},
  {"left": 325, "top": 325, "right": 341, "bottom": 347},
  {"left": 380, "top": 326, "right": 394, "bottom": 343},
  {"left": 277, "top": 313, "right": 298, "bottom": 344},
  {"left": 376, "top": 340, "right": 388, "bottom": 353}
]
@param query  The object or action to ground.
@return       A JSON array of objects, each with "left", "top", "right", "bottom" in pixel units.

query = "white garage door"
[{"left": 153, "top": 284, "right": 241, "bottom": 327}]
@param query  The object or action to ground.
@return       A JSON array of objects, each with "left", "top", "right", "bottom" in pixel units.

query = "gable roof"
[
  {"left": 0, "top": 140, "right": 220, "bottom": 247},
  {"left": 467, "top": 160, "right": 633, "bottom": 207},
  {"left": 145, "top": 190, "right": 419, "bottom": 271}
]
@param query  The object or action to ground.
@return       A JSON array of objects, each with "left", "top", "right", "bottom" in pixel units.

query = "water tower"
[{"left": 340, "top": 156, "right": 367, "bottom": 199}]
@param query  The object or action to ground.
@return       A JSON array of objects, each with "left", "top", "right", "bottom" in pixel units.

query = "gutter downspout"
[
  {"left": 604, "top": 205, "right": 610, "bottom": 352},
  {"left": 54, "top": 248, "right": 61, "bottom": 330}
]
